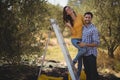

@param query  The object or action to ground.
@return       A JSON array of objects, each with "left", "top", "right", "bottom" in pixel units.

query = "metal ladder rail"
[
  {"left": 37, "top": 28, "right": 52, "bottom": 80},
  {"left": 50, "top": 19, "right": 79, "bottom": 80}
]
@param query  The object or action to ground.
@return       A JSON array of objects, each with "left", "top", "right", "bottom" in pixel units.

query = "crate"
[
  {"left": 68, "top": 70, "right": 86, "bottom": 80},
  {"left": 38, "top": 74, "right": 63, "bottom": 80}
]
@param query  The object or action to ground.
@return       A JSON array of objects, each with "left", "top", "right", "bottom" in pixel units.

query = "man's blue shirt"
[{"left": 82, "top": 23, "right": 100, "bottom": 56}]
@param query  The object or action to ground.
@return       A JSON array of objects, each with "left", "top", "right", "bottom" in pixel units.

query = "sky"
[{"left": 47, "top": 0, "right": 68, "bottom": 7}]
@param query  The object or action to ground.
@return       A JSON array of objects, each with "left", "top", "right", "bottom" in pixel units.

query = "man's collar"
[{"left": 84, "top": 23, "right": 92, "bottom": 28}]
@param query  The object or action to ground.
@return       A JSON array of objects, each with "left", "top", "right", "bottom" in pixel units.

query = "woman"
[{"left": 63, "top": 6, "right": 86, "bottom": 78}]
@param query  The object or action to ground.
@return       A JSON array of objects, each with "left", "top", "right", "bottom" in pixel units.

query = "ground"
[
  {"left": 0, "top": 61, "right": 120, "bottom": 80},
  {"left": 0, "top": 38, "right": 120, "bottom": 80}
]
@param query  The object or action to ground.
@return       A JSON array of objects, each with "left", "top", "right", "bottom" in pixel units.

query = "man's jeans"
[{"left": 71, "top": 38, "right": 86, "bottom": 77}]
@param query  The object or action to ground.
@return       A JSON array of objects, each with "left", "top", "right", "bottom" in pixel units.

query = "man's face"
[{"left": 84, "top": 14, "right": 92, "bottom": 24}]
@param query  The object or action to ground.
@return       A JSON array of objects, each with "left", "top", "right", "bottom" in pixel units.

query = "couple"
[{"left": 63, "top": 6, "right": 100, "bottom": 80}]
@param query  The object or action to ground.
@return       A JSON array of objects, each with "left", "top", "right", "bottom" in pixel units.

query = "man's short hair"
[{"left": 84, "top": 12, "right": 93, "bottom": 18}]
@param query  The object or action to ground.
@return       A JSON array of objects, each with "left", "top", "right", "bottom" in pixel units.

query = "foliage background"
[{"left": 0, "top": 0, "right": 120, "bottom": 75}]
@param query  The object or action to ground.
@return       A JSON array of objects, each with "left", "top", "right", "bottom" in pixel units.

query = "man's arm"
[{"left": 80, "top": 28, "right": 100, "bottom": 47}]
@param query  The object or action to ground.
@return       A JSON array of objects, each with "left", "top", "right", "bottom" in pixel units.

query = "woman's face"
[{"left": 65, "top": 7, "right": 73, "bottom": 15}]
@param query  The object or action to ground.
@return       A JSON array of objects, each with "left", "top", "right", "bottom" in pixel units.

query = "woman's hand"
[
  {"left": 65, "top": 22, "right": 72, "bottom": 27},
  {"left": 65, "top": 22, "right": 72, "bottom": 30}
]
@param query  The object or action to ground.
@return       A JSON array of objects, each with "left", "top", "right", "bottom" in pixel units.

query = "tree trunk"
[{"left": 108, "top": 48, "right": 114, "bottom": 58}]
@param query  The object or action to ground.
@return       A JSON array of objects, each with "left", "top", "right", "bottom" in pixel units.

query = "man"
[{"left": 79, "top": 12, "right": 100, "bottom": 80}]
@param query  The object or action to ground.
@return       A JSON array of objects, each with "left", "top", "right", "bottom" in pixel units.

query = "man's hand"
[
  {"left": 79, "top": 42, "right": 86, "bottom": 47},
  {"left": 79, "top": 42, "right": 98, "bottom": 47}
]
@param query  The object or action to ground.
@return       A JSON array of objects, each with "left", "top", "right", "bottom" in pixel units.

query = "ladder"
[{"left": 50, "top": 19, "right": 79, "bottom": 80}]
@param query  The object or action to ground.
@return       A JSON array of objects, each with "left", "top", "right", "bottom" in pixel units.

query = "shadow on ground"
[{"left": 0, "top": 62, "right": 120, "bottom": 80}]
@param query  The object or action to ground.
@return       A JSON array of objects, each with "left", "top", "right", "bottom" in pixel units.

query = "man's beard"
[{"left": 85, "top": 20, "right": 91, "bottom": 24}]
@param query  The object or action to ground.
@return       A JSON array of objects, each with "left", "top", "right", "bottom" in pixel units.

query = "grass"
[
  {"left": 45, "top": 38, "right": 120, "bottom": 77},
  {"left": 46, "top": 41, "right": 77, "bottom": 62}
]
